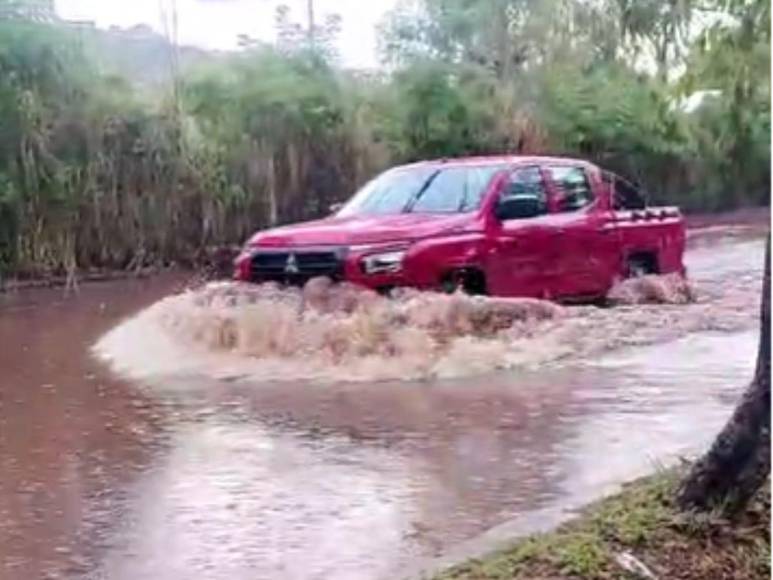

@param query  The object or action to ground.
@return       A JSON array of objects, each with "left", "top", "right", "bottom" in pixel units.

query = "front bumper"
[{"left": 233, "top": 246, "right": 413, "bottom": 291}]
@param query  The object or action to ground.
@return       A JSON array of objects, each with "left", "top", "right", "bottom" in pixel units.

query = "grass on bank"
[{"left": 435, "top": 469, "right": 770, "bottom": 580}]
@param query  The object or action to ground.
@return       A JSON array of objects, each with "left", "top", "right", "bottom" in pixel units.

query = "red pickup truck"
[{"left": 234, "top": 156, "right": 686, "bottom": 300}]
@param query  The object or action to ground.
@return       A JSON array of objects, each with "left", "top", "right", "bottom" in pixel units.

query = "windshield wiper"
[{"left": 404, "top": 170, "right": 442, "bottom": 212}]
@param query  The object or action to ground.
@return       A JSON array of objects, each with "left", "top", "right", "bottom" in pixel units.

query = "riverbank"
[
  {"left": 0, "top": 267, "right": 162, "bottom": 293},
  {"left": 434, "top": 468, "right": 770, "bottom": 580},
  {"left": 0, "top": 246, "right": 239, "bottom": 293}
]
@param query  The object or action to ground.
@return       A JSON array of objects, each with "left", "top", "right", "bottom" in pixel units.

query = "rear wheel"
[{"left": 627, "top": 253, "right": 658, "bottom": 278}]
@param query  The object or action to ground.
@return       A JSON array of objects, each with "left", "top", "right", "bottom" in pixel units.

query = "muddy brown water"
[{"left": 0, "top": 223, "right": 767, "bottom": 580}]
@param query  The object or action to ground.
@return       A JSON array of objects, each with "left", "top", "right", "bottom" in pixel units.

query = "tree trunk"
[
  {"left": 307, "top": 0, "right": 315, "bottom": 50},
  {"left": 677, "top": 235, "right": 770, "bottom": 514}
]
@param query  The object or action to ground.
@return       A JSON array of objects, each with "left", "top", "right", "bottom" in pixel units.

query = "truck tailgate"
[{"left": 612, "top": 206, "right": 686, "bottom": 275}]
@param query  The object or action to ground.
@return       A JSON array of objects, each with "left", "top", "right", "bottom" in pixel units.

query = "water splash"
[
  {"left": 96, "top": 280, "right": 564, "bottom": 381},
  {"left": 607, "top": 273, "right": 695, "bottom": 305},
  {"left": 94, "top": 254, "right": 762, "bottom": 384}
]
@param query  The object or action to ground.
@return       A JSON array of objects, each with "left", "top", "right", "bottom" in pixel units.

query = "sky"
[{"left": 54, "top": 0, "right": 398, "bottom": 68}]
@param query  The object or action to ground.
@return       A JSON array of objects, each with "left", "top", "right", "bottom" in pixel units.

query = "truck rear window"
[{"left": 602, "top": 172, "right": 647, "bottom": 210}]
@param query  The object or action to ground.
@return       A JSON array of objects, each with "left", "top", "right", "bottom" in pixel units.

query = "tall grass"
[{"left": 0, "top": 1, "right": 768, "bottom": 278}]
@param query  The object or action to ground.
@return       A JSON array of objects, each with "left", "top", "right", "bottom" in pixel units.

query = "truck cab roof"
[{"left": 397, "top": 154, "right": 596, "bottom": 171}]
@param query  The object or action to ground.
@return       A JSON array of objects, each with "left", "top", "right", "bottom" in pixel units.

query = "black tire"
[
  {"left": 440, "top": 268, "right": 487, "bottom": 295},
  {"left": 627, "top": 253, "right": 658, "bottom": 278}
]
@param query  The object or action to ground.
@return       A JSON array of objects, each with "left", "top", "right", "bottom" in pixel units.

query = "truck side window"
[
  {"left": 548, "top": 166, "right": 593, "bottom": 212},
  {"left": 494, "top": 167, "right": 548, "bottom": 220},
  {"left": 503, "top": 167, "right": 548, "bottom": 206},
  {"left": 611, "top": 175, "right": 647, "bottom": 210}
]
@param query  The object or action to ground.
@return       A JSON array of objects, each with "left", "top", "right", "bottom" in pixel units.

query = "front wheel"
[{"left": 440, "top": 268, "right": 487, "bottom": 295}]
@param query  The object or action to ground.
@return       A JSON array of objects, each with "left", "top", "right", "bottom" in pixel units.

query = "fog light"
[{"left": 361, "top": 250, "right": 405, "bottom": 275}]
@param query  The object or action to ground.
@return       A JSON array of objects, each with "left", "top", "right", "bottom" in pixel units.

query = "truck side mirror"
[{"left": 495, "top": 195, "right": 545, "bottom": 221}]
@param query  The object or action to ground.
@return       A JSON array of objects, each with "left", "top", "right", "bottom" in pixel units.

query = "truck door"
[
  {"left": 542, "top": 165, "right": 620, "bottom": 298},
  {"left": 484, "top": 166, "right": 560, "bottom": 298}
]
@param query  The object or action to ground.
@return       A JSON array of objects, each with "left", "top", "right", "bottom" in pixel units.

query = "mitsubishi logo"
[{"left": 284, "top": 253, "right": 299, "bottom": 274}]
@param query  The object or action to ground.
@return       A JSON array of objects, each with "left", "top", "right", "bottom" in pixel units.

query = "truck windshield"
[
  {"left": 336, "top": 167, "right": 434, "bottom": 217},
  {"left": 337, "top": 165, "right": 503, "bottom": 217}
]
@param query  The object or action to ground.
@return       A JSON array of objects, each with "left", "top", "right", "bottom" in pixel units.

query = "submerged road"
[{"left": 0, "top": 223, "right": 767, "bottom": 580}]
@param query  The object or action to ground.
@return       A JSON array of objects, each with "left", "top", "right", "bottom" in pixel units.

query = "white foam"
[{"left": 93, "top": 265, "right": 761, "bottom": 384}]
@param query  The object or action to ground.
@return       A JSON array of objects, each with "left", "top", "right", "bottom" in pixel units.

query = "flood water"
[{"left": 0, "top": 223, "right": 767, "bottom": 580}]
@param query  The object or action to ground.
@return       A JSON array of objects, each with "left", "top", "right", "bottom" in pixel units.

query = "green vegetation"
[
  {"left": 0, "top": 0, "right": 769, "bottom": 279},
  {"left": 435, "top": 468, "right": 770, "bottom": 580}
]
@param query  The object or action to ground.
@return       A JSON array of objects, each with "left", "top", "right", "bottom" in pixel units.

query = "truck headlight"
[{"left": 361, "top": 250, "right": 406, "bottom": 275}]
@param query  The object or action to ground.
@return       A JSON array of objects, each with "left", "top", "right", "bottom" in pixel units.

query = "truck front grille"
[{"left": 249, "top": 249, "right": 344, "bottom": 285}]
